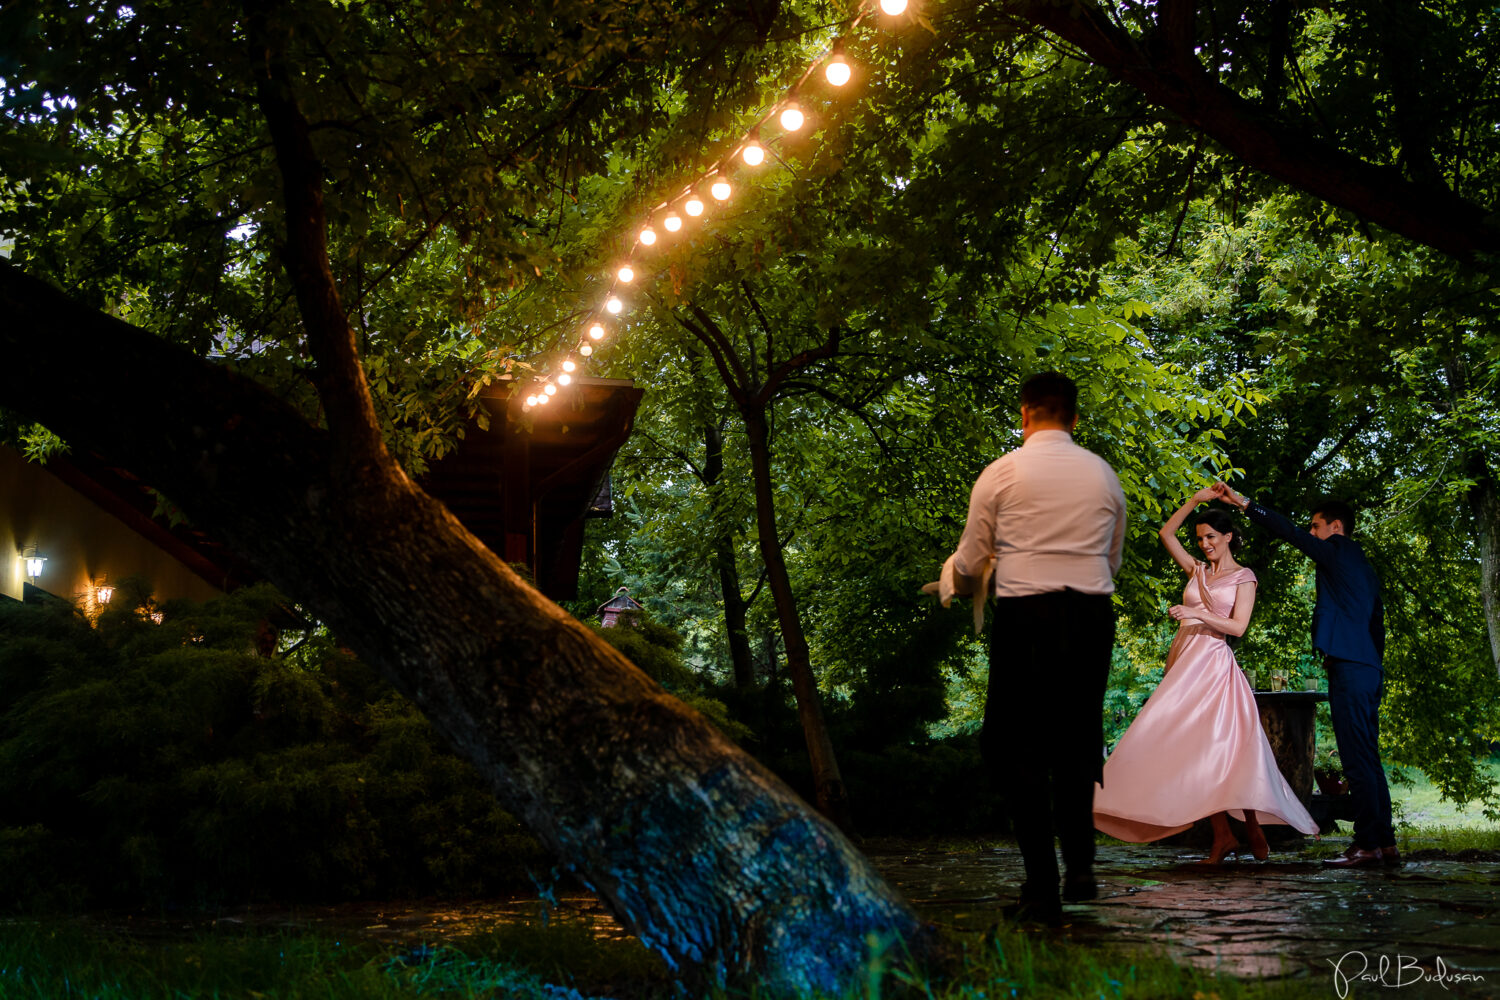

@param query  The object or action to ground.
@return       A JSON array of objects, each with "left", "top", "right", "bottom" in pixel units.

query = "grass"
[
  {"left": 1389, "top": 756, "right": 1500, "bottom": 829},
  {"left": 0, "top": 917, "right": 673, "bottom": 999},
  {"left": 0, "top": 917, "right": 1336, "bottom": 1000}
]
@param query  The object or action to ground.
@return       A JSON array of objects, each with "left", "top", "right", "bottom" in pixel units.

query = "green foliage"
[
  {"left": 5, "top": 0, "right": 1499, "bottom": 845},
  {"left": 0, "top": 587, "right": 550, "bottom": 909},
  {"left": 591, "top": 617, "right": 752, "bottom": 744}
]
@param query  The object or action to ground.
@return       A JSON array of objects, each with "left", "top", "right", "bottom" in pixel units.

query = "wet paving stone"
[
  {"left": 75, "top": 838, "right": 1496, "bottom": 998},
  {"left": 868, "top": 841, "right": 1499, "bottom": 999}
]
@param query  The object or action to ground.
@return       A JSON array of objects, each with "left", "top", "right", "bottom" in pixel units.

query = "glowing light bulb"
[
  {"left": 589, "top": 324, "right": 605, "bottom": 340},
  {"left": 536, "top": 392, "right": 550, "bottom": 405},
  {"left": 779, "top": 106, "right": 805, "bottom": 132},
  {"left": 664, "top": 214, "right": 683, "bottom": 232},
  {"left": 825, "top": 57, "right": 851, "bottom": 87},
  {"left": 742, "top": 142, "right": 765, "bottom": 166},
  {"left": 639, "top": 227, "right": 657, "bottom": 246},
  {"left": 684, "top": 196, "right": 704, "bottom": 217},
  {"left": 526, "top": 395, "right": 538, "bottom": 406},
  {"left": 606, "top": 297, "right": 623, "bottom": 314},
  {"left": 562, "top": 359, "right": 576, "bottom": 372},
  {"left": 580, "top": 343, "right": 593, "bottom": 356},
  {"left": 617, "top": 265, "right": 634, "bottom": 283},
  {"left": 558, "top": 373, "right": 572, "bottom": 386},
  {"left": 710, "top": 178, "right": 731, "bottom": 201},
  {"left": 544, "top": 383, "right": 557, "bottom": 396},
  {"left": 880, "top": 0, "right": 908, "bottom": 14}
]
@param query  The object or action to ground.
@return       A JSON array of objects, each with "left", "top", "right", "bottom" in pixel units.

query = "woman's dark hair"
[{"left": 1192, "top": 508, "right": 1243, "bottom": 554}]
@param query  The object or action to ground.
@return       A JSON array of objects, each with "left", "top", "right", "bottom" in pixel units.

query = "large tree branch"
[
  {"left": 247, "top": 3, "right": 392, "bottom": 478},
  {"left": 759, "top": 328, "right": 841, "bottom": 407},
  {"left": 1010, "top": 0, "right": 1500, "bottom": 260}
]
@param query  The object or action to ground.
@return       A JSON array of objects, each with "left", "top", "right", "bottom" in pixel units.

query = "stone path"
[
  {"left": 98, "top": 839, "right": 1498, "bottom": 998},
  {"left": 872, "top": 840, "right": 1499, "bottom": 999}
]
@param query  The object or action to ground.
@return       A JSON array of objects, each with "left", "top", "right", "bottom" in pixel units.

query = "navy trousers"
[
  {"left": 982, "top": 590, "right": 1114, "bottom": 903},
  {"left": 1325, "top": 657, "right": 1395, "bottom": 848}
]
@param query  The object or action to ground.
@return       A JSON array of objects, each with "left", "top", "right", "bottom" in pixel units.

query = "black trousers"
[
  {"left": 982, "top": 589, "right": 1114, "bottom": 902},
  {"left": 1326, "top": 657, "right": 1395, "bottom": 848}
]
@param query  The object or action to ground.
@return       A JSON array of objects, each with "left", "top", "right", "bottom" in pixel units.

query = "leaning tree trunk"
[
  {"left": 0, "top": 264, "right": 923, "bottom": 993},
  {"left": 704, "top": 420, "right": 758, "bottom": 690},
  {"left": 741, "top": 409, "right": 857, "bottom": 835}
]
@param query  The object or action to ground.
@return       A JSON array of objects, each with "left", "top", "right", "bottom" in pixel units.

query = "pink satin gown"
[{"left": 1093, "top": 563, "right": 1318, "bottom": 841}]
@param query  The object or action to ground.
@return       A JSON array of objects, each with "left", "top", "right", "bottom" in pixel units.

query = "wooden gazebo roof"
[{"left": 418, "top": 376, "right": 644, "bottom": 599}]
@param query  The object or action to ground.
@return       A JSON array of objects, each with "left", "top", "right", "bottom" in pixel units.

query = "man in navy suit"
[{"left": 1216, "top": 484, "right": 1397, "bottom": 869}]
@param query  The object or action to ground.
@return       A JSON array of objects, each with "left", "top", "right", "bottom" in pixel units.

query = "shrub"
[{"left": 0, "top": 587, "right": 550, "bottom": 909}]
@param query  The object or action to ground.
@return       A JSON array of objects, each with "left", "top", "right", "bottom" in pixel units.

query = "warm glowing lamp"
[
  {"left": 536, "top": 392, "right": 551, "bottom": 405},
  {"left": 684, "top": 196, "right": 704, "bottom": 217},
  {"left": 617, "top": 265, "right": 634, "bottom": 282},
  {"left": 562, "top": 359, "right": 576, "bottom": 373},
  {"left": 580, "top": 343, "right": 594, "bottom": 357},
  {"left": 558, "top": 373, "right": 572, "bottom": 386},
  {"left": 605, "top": 296, "right": 623, "bottom": 314},
  {"left": 95, "top": 580, "right": 114, "bottom": 605},
  {"left": 880, "top": 0, "right": 908, "bottom": 14},
  {"left": 589, "top": 324, "right": 605, "bottom": 340},
  {"left": 23, "top": 553, "right": 45, "bottom": 578},
  {"left": 544, "top": 383, "right": 558, "bottom": 396},
  {"left": 779, "top": 105, "right": 805, "bottom": 132},
  {"left": 664, "top": 213, "right": 683, "bottom": 232},
  {"left": 710, "top": 178, "right": 731, "bottom": 200},
  {"left": 825, "top": 56, "right": 851, "bottom": 86},
  {"left": 526, "top": 394, "right": 538, "bottom": 406},
  {"left": 639, "top": 226, "right": 657, "bottom": 246},
  {"left": 742, "top": 142, "right": 765, "bottom": 166}
]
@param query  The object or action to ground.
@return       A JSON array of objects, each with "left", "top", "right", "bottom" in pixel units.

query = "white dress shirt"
[{"left": 953, "top": 429, "right": 1126, "bottom": 597}]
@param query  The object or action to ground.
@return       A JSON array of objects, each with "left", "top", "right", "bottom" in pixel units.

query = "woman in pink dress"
[{"left": 1093, "top": 487, "right": 1318, "bottom": 863}]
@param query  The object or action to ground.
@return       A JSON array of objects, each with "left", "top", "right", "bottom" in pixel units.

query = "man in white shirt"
[{"left": 952, "top": 372, "right": 1126, "bottom": 926}]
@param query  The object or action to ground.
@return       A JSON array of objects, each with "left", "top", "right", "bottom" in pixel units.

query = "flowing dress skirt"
[{"left": 1093, "top": 570, "right": 1318, "bottom": 841}]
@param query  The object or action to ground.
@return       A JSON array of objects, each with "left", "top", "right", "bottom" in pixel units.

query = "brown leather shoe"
[
  {"left": 1322, "top": 846, "right": 1384, "bottom": 869},
  {"left": 1379, "top": 846, "right": 1403, "bottom": 867}
]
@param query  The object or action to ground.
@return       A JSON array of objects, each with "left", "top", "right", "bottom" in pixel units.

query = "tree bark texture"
[
  {"left": 0, "top": 261, "right": 922, "bottom": 993},
  {"left": 1463, "top": 454, "right": 1500, "bottom": 678},
  {"left": 1011, "top": 1, "right": 1500, "bottom": 260},
  {"left": 741, "top": 409, "right": 856, "bottom": 835}
]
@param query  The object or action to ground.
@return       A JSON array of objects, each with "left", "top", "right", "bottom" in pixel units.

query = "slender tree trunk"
[
  {"left": 0, "top": 260, "right": 921, "bottom": 993},
  {"left": 1463, "top": 455, "right": 1500, "bottom": 678},
  {"left": 1441, "top": 354, "right": 1500, "bottom": 678},
  {"left": 704, "top": 421, "right": 757, "bottom": 690},
  {"left": 741, "top": 408, "right": 856, "bottom": 835}
]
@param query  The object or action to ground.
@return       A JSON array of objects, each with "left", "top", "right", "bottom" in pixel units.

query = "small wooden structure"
[
  {"left": 596, "top": 586, "right": 644, "bottom": 628},
  {"left": 419, "top": 376, "right": 643, "bottom": 600}
]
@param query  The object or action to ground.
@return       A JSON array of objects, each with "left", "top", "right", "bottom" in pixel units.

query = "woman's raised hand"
[{"left": 1191, "top": 486, "right": 1220, "bottom": 504}]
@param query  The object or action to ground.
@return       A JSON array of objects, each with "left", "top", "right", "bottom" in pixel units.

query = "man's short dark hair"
[
  {"left": 1020, "top": 371, "right": 1078, "bottom": 424},
  {"left": 1314, "top": 499, "right": 1357, "bottom": 536}
]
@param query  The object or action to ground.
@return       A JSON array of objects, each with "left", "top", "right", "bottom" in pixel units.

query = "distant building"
[
  {"left": 596, "top": 587, "right": 644, "bottom": 628},
  {"left": 3, "top": 377, "right": 642, "bottom": 608}
]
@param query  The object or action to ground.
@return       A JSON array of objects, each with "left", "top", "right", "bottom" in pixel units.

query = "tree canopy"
[{"left": 3, "top": 0, "right": 1500, "bottom": 990}]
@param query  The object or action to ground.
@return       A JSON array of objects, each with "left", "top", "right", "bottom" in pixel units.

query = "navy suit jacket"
[{"left": 1245, "top": 501, "right": 1385, "bottom": 669}]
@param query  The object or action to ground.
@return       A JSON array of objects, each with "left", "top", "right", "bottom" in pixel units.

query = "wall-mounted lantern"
[
  {"left": 95, "top": 576, "right": 114, "bottom": 605},
  {"left": 21, "top": 546, "right": 46, "bottom": 580}
]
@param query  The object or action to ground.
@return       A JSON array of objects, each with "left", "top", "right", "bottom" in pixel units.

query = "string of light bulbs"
[{"left": 520, "top": 0, "right": 914, "bottom": 410}]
